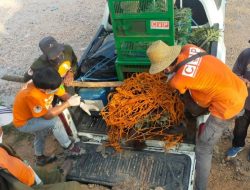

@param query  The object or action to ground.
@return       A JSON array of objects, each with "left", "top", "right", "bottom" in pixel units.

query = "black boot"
[{"left": 36, "top": 155, "right": 57, "bottom": 166}]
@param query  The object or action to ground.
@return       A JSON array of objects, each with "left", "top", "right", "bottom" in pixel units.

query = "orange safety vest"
[{"left": 0, "top": 147, "right": 35, "bottom": 186}]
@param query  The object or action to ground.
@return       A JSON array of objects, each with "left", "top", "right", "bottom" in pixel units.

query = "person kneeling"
[{"left": 13, "top": 67, "right": 97, "bottom": 166}]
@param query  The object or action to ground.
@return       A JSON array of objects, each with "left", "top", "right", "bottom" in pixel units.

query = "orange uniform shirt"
[
  {"left": 13, "top": 82, "right": 64, "bottom": 127},
  {"left": 0, "top": 147, "right": 35, "bottom": 186},
  {"left": 169, "top": 44, "right": 248, "bottom": 120}
]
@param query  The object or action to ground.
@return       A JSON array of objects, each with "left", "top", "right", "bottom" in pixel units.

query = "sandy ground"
[
  {"left": 0, "top": 0, "right": 105, "bottom": 106},
  {"left": 1, "top": 0, "right": 250, "bottom": 189}
]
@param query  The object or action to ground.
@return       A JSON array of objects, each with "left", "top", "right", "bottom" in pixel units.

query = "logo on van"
[{"left": 150, "top": 21, "right": 169, "bottom": 29}]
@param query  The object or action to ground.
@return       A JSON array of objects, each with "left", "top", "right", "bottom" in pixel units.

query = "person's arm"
[
  {"left": 168, "top": 75, "right": 187, "bottom": 94},
  {"left": 63, "top": 70, "right": 74, "bottom": 86},
  {"left": 59, "top": 92, "right": 71, "bottom": 102},
  {"left": 43, "top": 101, "right": 70, "bottom": 119},
  {"left": 63, "top": 44, "right": 78, "bottom": 73},
  {"left": 43, "top": 94, "right": 81, "bottom": 119},
  {"left": 233, "top": 49, "right": 250, "bottom": 76},
  {"left": 26, "top": 93, "right": 80, "bottom": 120},
  {"left": 54, "top": 85, "right": 71, "bottom": 101},
  {"left": 233, "top": 49, "right": 250, "bottom": 87},
  {"left": 63, "top": 45, "right": 78, "bottom": 85}
]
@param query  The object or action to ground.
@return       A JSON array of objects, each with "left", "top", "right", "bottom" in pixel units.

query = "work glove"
[
  {"left": 79, "top": 102, "right": 99, "bottom": 116},
  {"left": 67, "top": 94, "right": 81, "bottom": 106}
]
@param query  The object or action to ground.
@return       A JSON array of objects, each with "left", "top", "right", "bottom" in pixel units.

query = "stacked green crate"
[{"left": 108, "top": 0, "right": 175, "bottom": 80}]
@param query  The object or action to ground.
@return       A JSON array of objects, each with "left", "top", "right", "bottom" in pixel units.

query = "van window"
[{"left": 175, "top": 0, "right": 208, "bottom": 26}]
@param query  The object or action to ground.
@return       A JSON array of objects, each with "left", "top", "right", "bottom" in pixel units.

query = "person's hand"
[
  {"left": 242, "top": 78, "right": 250, "bottom": 88},
  {"left": 79, "top": 102, "right": 99, "bottom": 116},
  {"left": 63, "top": 70, "right": 74, "bottom": 86},
  {"left": 240, "top": 77, "right": 249, "bottom": 87},
  {"left": 67, "top": 94, "right": 81, "bottom": 106},
  {"left": 246, "top": 80, "right": 250, "bottom": 88}
]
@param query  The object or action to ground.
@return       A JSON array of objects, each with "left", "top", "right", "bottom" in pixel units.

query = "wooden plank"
[
  {"left": 68, "top": 81, "right": 123, "bottom": 88},
  {"left": 1, "top": 74, "right": 123, "bottom": 88}
]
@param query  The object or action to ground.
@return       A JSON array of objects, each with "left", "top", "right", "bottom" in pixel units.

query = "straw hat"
[{"left": 147, "top": 40, "right": 181, "bottom": 74}]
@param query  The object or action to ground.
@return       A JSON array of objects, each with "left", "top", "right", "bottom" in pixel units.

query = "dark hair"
[{"left": 32, "top": 67, "right": 62, "bottom": 90}]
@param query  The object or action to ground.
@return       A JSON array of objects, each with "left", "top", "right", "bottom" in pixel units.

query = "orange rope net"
[{"left": 101, "top": 73, "right": 184, "bottom": 151}]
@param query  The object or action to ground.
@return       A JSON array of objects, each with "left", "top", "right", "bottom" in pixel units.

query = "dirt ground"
[{"left": 1, "top": 0, "right": 250, "bottom": 189}]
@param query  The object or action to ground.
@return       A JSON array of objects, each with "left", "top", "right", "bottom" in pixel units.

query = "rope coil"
[{"left": 101, "top": 73, "right": 184, "bottom": 151}]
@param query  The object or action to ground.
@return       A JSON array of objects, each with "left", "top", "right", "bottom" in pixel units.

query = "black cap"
[{"left": 39, "top": 36, "right": 64, "bottom": 60}]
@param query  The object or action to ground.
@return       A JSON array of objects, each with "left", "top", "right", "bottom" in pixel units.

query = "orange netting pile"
[{"left": 101, "top": 73, "right": 184, "bottom": 151}]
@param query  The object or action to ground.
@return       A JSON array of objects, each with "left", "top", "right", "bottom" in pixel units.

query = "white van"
[{"left": 64, "top": 1, "right": 227, "bottom": 189}]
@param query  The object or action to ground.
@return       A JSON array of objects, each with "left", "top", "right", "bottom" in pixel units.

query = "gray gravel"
[{"left": 0, "top": 0, "right": 105, "bottom": 106}]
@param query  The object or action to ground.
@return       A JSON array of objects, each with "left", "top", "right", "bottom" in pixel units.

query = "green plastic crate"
[
  {"left": 108, "top": 0, "right": 174, "bottom": 19},
  {"left": 108, "top": 0, "right": 175, "bottom": 61},
  {"left": 115, "top": 58, "right": 150, "bottom": 80},
  {"left": 115, "top": 37, "right": 173, "bottom": 61}
]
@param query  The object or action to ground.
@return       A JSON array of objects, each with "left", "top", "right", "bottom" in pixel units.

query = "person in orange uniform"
[
  {"left": 0, "top": 110, "right": 35, "bottom": 188},
  {"left": 0, "top": 144, "right": 82, "bottom": 190},
  {"left": 0, "top": 145, "right": 35, "bottom": 187},
  {"left": 0, "top": 108, "right": 81, "bottom": 189},
  {"left": 13, "top": 67, "right": 97, "bottom": 166},
  {"left": 147, "top": 40, "right": 248, "bottom": 190}
]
